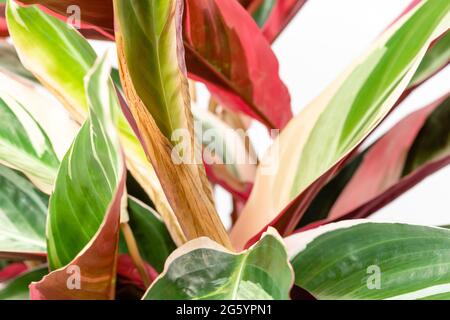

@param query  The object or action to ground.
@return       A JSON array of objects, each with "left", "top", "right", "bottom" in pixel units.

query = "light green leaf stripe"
[
  {"left": 0, "top": 165, "right": 47, "bottom": 256},
  {"left": 47, "top": 54, "right": 122, "bottom": 270},
  {"left": 144, "top": 229, "right": 293, "bottom": 300},
  {"left": 287, "top": 221, "right": 450, "bottom": 300},
  {"left": 291, "top": 0, "right": 450, "bottom": 197},
  {"left": 0, "top": 93, "right": 59, "bottom": 193},
  {"left": 0, "top": 266, "right": 47, "bottom": 300}
]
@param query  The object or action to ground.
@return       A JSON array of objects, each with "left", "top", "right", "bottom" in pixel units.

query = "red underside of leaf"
[
  {"left": 294, "top": 154, "right": 450, "bottom": 235},
  {"left": 16, "top": 0, "right": 114, "bottom": 37},
  {"left": 0, "top": 262, "right": 27, "bottom": 282},
  {"left": 0, "top": 5, "right": 7, "bottom": 37},
  {"left": 335, "top": 155, "right": 450, "bottom": 221},
  {"left": 326, "top": 102, "right": 439, "bottom": 222},
  {"left": 204, "top": 163, "right": 253, "bottom": 201},
  {"left": 183, "top": 0, "right": 292, "bottom": 129},
  {"left": 116, "top": 254, "right": 158, "bottom": 291}
]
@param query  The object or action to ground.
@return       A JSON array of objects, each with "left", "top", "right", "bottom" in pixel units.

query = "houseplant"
[{"left": 0, "top": 0, "right": 449, "bottom": 300}]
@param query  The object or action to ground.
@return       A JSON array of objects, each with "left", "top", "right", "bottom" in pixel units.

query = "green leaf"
[
  {"left": 287, "top": 221, "right": 450, "bottom": 300},
  {"left": 126, "top": 197, "right": 176, "bottom": 273},
  {"left": 46, "top": 53, "right": 122, "bottom": 270},
  {"left": 144, "top": 229, "right": 293, "bottom": 300},
  {"left": 0, "top": 266, "right": 47, "bottom": 300},
  {"left": 113, "top": 0, "right": 190, "bottom": 141},
  {"left": 231, "top": 0, "right": 450, "bottom": 247},
  {"left": 0, "top": 165, "right": 47, "bottom": 259},
  {"left": 0, "top": 92, "right": 59, "bottom": 193}
]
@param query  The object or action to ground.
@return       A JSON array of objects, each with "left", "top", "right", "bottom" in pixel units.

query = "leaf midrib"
[{"left": 229, "top": 251, "right": 250, "bottom": 299}]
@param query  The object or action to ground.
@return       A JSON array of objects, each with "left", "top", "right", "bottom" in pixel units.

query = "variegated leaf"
[
  {"left": 287, "top": 220, "right": 450, "bottom": 300},
  {"left": 144, "top": 229, "right": 293, "bottom": 300},
  {"left": 231, "top": 0, "right": 450, "bottom": 248},
  {"left": 30, "top": 55, "right": 124, "bottom": 300}
]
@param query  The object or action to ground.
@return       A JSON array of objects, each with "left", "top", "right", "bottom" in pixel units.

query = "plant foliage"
[{"left": 0, "top": 0, "right": 449, "bottom": 301}]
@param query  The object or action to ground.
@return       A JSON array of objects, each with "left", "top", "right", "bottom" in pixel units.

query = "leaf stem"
[{"left": 120, "top": 222, "right": 151, "bottom": 288}]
